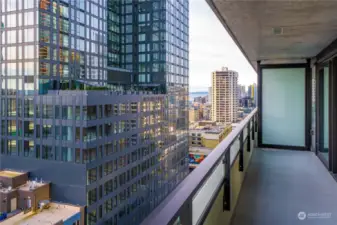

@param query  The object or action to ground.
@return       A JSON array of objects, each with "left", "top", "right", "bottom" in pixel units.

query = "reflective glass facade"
[{"left": 0, "top": 0, "right": 189, "bottom": 224}]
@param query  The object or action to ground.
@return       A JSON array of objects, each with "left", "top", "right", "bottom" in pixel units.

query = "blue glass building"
[{"left": 0, "top": 0, "right": 189, "bottom": 224}]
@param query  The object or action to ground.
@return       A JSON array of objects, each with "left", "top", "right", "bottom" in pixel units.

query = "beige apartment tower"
[{"left": 211, "top": 67, "right": 238, "bottom": 123}]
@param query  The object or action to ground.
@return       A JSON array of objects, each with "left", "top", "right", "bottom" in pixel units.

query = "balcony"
[
  {"left": 141, "top": 109, "right": 337, "bottom": 225},
  {"left": 141, "top": 1, "right": 337, "bottom": 225}
]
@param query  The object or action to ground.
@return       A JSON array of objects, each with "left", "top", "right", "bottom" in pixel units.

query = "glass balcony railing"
[{"left": 140, "top": 108, "right": 258, "bottom": 225}]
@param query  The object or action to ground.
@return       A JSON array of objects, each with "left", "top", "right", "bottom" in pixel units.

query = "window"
[
  {"left": 42, "top": 146, "right": 54, "bottom": 160},
  {"left": 8, "top": 120, "right": 17, "bottom": 136},
  {"left": 104, "top": 199, "right": 112, "bottom": 214},
  {"left": 7, "top": 0, "right": 17, "bottom": 11},
  {"left": 61, "top": 148, "right": 72, "bottom": 162},
  {"left": 104, "top": 179, "right": 113, "bottom": 195},
  {"left": 24, "top": 29, "right": 35, "bottom": 42},
  {"left": 83, "top": 126, "right": 97, "bottom": 142},
  {"left": 77, "top": 24, "right": 85, "bottom": 37},
  {"left": 24, "top": 121, "right": 34, "bottom": 138},
  {"left": 87, "top": 210, "right": 97, "bottom": 225},
  {"left": 62, "top": 106, "right": 73, "bottom": 120},
  {"left": 24, "top": 62, "right": 34, "bottom": 75},
  {"left": 24, "top": 12, "right": 35, "bottom": 25},
  {"left": 138, "top": 33, "right": 146, "bottom": 42},
  {"left": 7, "top": 30, "right": 16, "bottom": 44},
  {"left": 75, "top": 149, "right": 81, "bottom": 163},
  {"left": 105, "top": 143, "right": 113, "bottom": 156},
  {"left": 7, "top": 140, "right": 17, "bottom": 155},
  {"left": 40, "top": 13, "right": 50, "bottom": 27},
  {"left": 7, "top": 99, "right": 16, "bottom": 117},
  {"left": 104, "top": 105, "right": 113, "bottom": 117},
  {"left": 60, "top": 5, "right": 69, "bottom": 18},
  {"left": 83, "top": 148, "right": 96, "bottom": 163},
  {"left": 104, "top": 161, "right": 113, "bottom": 175},
  {"left": 105, "top": 123, "right": 113, "bottom": 137},
  {"left": 24, "top": 99, "right": 34, "bottom": 118},
  {"left": 24, "top": 0, "right": 35, "bottom": 9},
  {"left": 84, "top": 106, "right": 96, "bottom": 120},
  {"left": 87, "top": 168, "right": 97, "bottom": 184},
  {"left": 87, "top": 189, "right": 97, "bottom": 206},
  {"left": 42, "top": 125, "right": 52, "bottom": 138},
  {"left": 7, "top": 14, "right": 16, "bottom": 27},
  {"left": 23, "top": 140, "right": 34, "bottom": 157},
  {"left": 7, "top": 47, "right": 16, "bottom": 60},
  {"left": 61, "top": 126, "right": 72, "bottom": 141}
]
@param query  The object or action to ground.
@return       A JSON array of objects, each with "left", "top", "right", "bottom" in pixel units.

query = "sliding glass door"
[{"left": 318, "top": 66, "right": 329, "bottom": 162}]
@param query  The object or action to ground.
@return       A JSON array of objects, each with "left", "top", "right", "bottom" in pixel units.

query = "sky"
[{"left": 189, "top": 0, "right": 257, "bottom": 92}]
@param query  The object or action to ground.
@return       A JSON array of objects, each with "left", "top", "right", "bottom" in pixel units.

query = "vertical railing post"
[
  {"left": 254, "top": 114, "right": 258, "bottom": 147},
  {"left": 178, "top": 200, "right": 193, "bottom": 225},
  {"left": 239, "top": 132, "right": 244, "bottom": 171},
  {"left": 252, "top": 117, "right": 255, "bottom": 140},
  {"left": 255, "top": 114, "right": 258, "bottom": 132},
  {"left": 223, "top": 148, "right": 231, "bottom": 211},
  {"left": 247, "top": 121, "right": 251, "bottom": 152}
]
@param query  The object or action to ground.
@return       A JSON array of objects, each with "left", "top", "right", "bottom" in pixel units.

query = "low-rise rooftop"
[
  {"left": 1, "top": 202, "right": 81, "bottom": 225},
  {"left": 18, "top": 180, "right": 48, "bottom": 192},
  {"left": 0, "top": 170, "right": 24, "bottom": 178},
  {"left": 189, "top": 146, "right": 213, "bottom": 155}
]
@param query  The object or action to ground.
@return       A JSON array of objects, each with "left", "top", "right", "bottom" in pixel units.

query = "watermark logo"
[
  {"left": 298, "top": 212, "right": 306, "bottom": 220},
  {"left": 298, "top": 211, "right": 331, "bottom": 220}
]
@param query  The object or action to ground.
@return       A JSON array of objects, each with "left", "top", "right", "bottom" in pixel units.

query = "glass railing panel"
[
  {"left": 192, "top": 159, "right": 225, "bottom": 225},
  {"left": 230, "top": 137, "right": 241, "bottom": 165},
  {"left": 243, "top": 125, "right": 248, "bottom": 140}
]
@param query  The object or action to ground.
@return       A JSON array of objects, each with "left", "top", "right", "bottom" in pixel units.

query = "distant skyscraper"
[
  {"left": 211, "top": 67, "right": 238, "bottom": 123},
  {"left": 238, "top": 85, "right": 246, "bottom": 99},
  {"left": 248, "top": 85, "right": 252, "bottom": 98},
  {"left": 248, "top": 83, "right": 257, "bottom": 106},
  {"left": 208, "top": 86, "right": 212, "bottom": 103},
  {"left": 253, "top": 83, "right": 258, "bottom": 106}
]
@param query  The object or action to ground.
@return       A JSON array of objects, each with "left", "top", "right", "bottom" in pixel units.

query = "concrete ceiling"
[{"left": 207, "top": 0, "right": 337, "bottom": 68}]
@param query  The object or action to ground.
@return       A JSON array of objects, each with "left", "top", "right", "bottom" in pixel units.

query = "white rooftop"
[{"left": 2, "top": 203, "right": 81, "bottom": 225}]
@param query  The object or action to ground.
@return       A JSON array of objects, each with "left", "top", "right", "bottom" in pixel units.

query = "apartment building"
[{"left": 211, "top": 67, "right": 238, "bottom": 123}]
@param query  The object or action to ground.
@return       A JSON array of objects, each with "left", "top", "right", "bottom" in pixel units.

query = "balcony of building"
[{"left": 140, "top": 1, "right": 337, "bottom": 225}]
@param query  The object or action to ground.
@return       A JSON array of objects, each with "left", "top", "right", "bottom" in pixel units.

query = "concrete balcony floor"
[{"left": 231, "top": 148, "right": 337, "bottom": 225}]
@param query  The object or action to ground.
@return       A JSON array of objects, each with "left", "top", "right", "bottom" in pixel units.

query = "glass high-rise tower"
[{"left": 0, "top": 0, "right": 189, "bottom": 224}]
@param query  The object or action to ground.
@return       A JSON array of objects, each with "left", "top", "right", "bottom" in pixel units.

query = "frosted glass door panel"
[{"left": 262, "top": 68, "right": 305, "bottom": 146}]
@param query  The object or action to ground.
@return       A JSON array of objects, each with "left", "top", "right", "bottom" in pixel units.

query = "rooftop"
[
  {"left": 18, "top": 180, "right": 48, "bottom": 192},
  {"left": 189, "top": 147, "right": 213, "bottom": 155},
  {"left": 0, "top": 170, "right": 24, "bottom": 178},
  {"left": 189, "top": 124, "right": 230, "bottom": 135},
  {"left": 1, "top": 203, "right": 81, "bottom": 225},
  {"left": 0, "top": 179, "right": 48, "bottom": 194}
]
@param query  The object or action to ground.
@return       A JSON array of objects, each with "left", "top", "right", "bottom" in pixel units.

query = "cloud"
[{"left": 189, "top": 0, "right": 257, "bottom": 89}]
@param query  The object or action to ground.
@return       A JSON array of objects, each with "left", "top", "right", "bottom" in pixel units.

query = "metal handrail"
[{"left": 140, "top": 108, "right": 258, "bottom": 225}]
